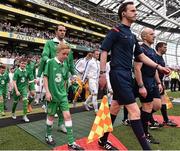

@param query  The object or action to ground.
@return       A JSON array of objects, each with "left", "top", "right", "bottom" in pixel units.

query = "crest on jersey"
[
  {"left": 55, "top": 73, "right": 62, "bottom": 83},
  {"left": 21, "top": 77, "right": 25, "bottom": 83},
  {"left": 1, "top": 80, "right": 5, "bottom": 85}
]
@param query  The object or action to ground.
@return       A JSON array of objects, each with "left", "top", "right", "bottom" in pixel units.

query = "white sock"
[
  {"left": 92, "top": 95, "right": 98, "bottom": 111},
  {"left": 85, "top": 95, "right": 92, "bottom": 104}
]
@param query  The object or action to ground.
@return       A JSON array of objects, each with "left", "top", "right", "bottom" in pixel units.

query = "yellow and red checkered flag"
[
  {"left": 87, "top": 95, "right": 113, "bottom": 143},
  {"left": 165, "top": 92, "right": 173, "bottom": 109}
]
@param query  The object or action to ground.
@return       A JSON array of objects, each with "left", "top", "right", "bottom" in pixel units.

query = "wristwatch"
[{"left": 138, "top": 83, "right": 144, "bottom": 88}]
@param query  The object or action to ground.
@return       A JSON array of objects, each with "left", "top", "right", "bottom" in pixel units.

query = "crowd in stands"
[
  {"left": 0, "top": 21, "right": 100, "bottom": 49},
  {"left": 2, "top": 2, "right": 109, "bottom": 33},
  {"left": 1, "top": 1, "right": 106, "bottom": 49},
  {"left": 67, "top": 37, "right": 100, "bottom": 48},
  {"left": 0, "top": 48, "right": 15, "bottom": 58},
  {"left": 0, "top": 48, "right": 40, "bottom": 67},
  {"left": 0, "top": 22, "right": 55, "bottom": 39},
  {"left": 44, "top": 0, "right": 114, "bottom": 26},
  {"left": 2, "top": 0, "right": 113, "bottom": 28}
]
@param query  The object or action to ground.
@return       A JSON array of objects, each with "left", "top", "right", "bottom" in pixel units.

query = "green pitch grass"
[
  {"left": 0, "top": 91, "right": 180, "bottom": 150},
  {"left": 113, "top": 103, "right": 180, "bottom": 150},
  {"left": 113, "top": 91, "right": 180, "bottom": 150},
  {"left": 0, "top": 126, "right": 50, "bottom": 150}
]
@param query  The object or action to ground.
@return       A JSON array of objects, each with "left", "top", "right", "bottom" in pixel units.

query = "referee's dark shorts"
[
  {"left": 138, "top": 77, "right": 160, "bottom": 103},
  {"left": 110, "top": 69, "right": 136, "bottom": 105}
]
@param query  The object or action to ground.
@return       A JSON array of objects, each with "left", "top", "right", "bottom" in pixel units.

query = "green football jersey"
[
  {"left": 0, "top": 71, "right": 9, "bottom": 92},
  {"left": 37, "top": 38, "right": 75, "bottom": 77},
  {"left": 26, "top": 61, "right": 36, "bottom": 78},
  {"left": 44, "top": 57, "right": 69, "bottom": 102},
  {"left": 13, "top": 68, "right": 34, "bottom": 91}
]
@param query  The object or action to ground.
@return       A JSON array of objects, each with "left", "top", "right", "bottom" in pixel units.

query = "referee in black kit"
[
  {"left": 98, "top": 1, "right": 170, "bottom": 150},
  {"left": 134, "top": 27, "right": 162, "bottom": 144}
]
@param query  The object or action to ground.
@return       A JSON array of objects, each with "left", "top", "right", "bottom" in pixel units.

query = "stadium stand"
[
  {"left": 0, "top": 21, "right": 100, "bottom": 49},
  {"left": 1, "top": 0, "right": 180, "bottom": 150}
]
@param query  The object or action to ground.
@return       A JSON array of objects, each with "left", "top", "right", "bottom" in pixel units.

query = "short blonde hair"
[{"left": 57, "top": 42, "right": 70, "bottom": 53}]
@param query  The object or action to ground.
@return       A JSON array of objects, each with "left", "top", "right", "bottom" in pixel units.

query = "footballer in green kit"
[
  {"left": 0, "top": 64, "right": 9, "bottom": 116},
  {"left": 3, "top": 69, "right": 10, "bottom": 111},
  {"left": 26, "top": 55, "right": 36, "bottom": 112},
  {"left": 37, "top": 25, "right": 75, "bottom": 78},
  {"left": 37, "top": 24, "right": 75, "bottom": 133},
  {"left": 43, "top": 42, "right": 84, "bottom": 150},
  {"left": 12, "top": 57, "right": 35, "bottom": 122}
]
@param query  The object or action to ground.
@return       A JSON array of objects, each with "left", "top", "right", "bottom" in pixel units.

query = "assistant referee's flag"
[{"left": 87, "top": 96, "right": 113, "bottom": 143}]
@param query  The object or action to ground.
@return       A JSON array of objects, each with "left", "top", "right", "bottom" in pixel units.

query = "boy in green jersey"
[
  {"left": 38, "top": 24, "right": 75, "bottom": 133},
  {"left": 26, "top": 55, "right": 36, "bottom": 112},
  {"left": 0, "top": 64, "right": 9, "bottom": 116},
  {"left": 12, "top": 58, "right": 35, "bottom": 122},
  {"left": 44, "top": 43, "right": 84, "bottom": 150},
  {"left": 2, "top": 67, "right": 10, "bottom": 111}
]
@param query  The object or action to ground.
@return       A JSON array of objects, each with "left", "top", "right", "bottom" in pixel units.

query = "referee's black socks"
[
  {"left": 161, "top": 104, "right": 168, "bottom": 122},
  {"left": 123, "top": 106, "right": 128, "bottom": 120},
  {"left": 131, "top": 119, "right": 151, "bottom": 150},
  {"left": 141, "top": 109, "right": 151, "bottom": 135},
  {"left": 149, "top": 109, "right": 156, "bottom": 124}
]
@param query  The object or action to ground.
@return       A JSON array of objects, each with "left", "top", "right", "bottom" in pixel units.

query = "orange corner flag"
[
  {"left": 165, "top": 92, "right": 173, "bottom": 109},
  {"left": 87, "top": 95, "right": 113, "bottom": 143}
]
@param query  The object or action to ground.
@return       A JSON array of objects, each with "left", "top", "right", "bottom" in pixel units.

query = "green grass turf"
[
  {"left": 0, "top": 91, "right": 180, "bottom": 150},
  {"left": 113, "top": 91, "right": 180, "bottom": 150},
  {"left": 0, "top": 126, "right": 49, "bottom": 150},
  {"left": 17, "top": 110, "right": 123, "bottom": 148},
  {"left": 0, "top": 110, "right": 123, "bottom": 150},
  {"left": 113, "top": 103, "right": 180, "bottom": 150},
  {"left": 167, "top": 91, "right": 180, "bottom": 98}
]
